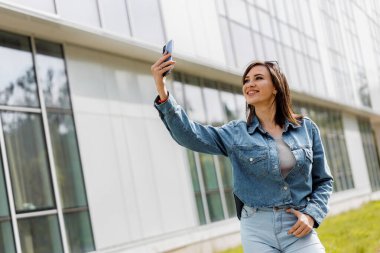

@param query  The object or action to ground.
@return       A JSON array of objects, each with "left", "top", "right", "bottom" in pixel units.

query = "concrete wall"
[{"left": 65, "top": 45, "right": 197, "bottom": 250}]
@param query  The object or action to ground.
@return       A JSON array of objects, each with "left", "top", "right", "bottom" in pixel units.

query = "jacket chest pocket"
[
  {"left": 235, "top": 145, "right": 269, "bottom": 178},
  {"left": 289, "top": 146, "right": 313, "bottom": 179}
]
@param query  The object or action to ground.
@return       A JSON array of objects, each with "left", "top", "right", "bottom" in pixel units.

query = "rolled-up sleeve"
[
  {"left": 304, "top": 122, "right": 334, "bottom": 228},
  {"left": 154, "top": 93, "right": 233, "bottom": 156}
]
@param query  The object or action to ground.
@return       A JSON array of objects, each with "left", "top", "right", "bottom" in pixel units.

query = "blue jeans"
[{"left": 240, "top": 205, "right": 325, "bottom": 253}]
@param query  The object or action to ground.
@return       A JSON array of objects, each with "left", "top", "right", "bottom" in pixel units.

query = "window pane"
[
  {"left": 219, "top": 17, "right": 236, "bottom": 66},
  {"left": 128, "top": 0, "right": 165, "bottom": 44},
  {"left": 183, "top": 77, "right": 207, "bottom": 123},
  {"left": 0, "top": 30, "right": 39, "bottom": 107},
  {"left": 187, "top": 150, "right": 201, "bottom": 193},
  {"left": 258, "top": 10, "right": 274, "bottom": 38},
  {"left": 225, "top": 0, "right": 249, "bottom": 25},
  {"left": 172, "top": 76, "right": 185, "bottom": 106},
  {"left": 262, "top": 37, "right": 277, "bottom": 60},
  {"left": 195, "top": 194, "right": 206, "bottom": 225},
  {"left": 48, "top": 113, "right": 87, "bottom": 208},
  {"left": 64, "top": 210, "right": 95, "bottom": 253},
  {"left": 230, "top": 23, "right": 255, "bottom": 67},
  {"left": 199, "top": 154, "right": 224, "bottom": 222},
  {"left": 206, "top": 192, "right": 224, "bottom": 222},
  {"left": 35, "top": 40, "right": 71, "bottom": 109},
  {"left": 202, "top": 81, "right": 224, "bottom": 126},
  {"left": 220, "top": 88, "right": 238, "bottom": 121},
  {"left": 0, "top": 158, "right": 9, "bottom": 217},
  {"left": 248, "top": 6, "right": 260, "bottom": 32},
  {"left": 251, "top": 32, "right": 265, "bottom": 61},
  {"left": 18, "top": 215, "right": 63, "bottom": 253},
  {"left": 358, "top": 118, "right": 380, "bottom": 191},
  {"left": 234, "top": 93, "right": 246, "bottom": 120},
  {"left": 186, "top": 150, "right": 206, "bottom": 224},
  {"left": 98, "top": 0, "right": 131, "bottom": 36},
  {"left": 0, "top": 221, "right": 16, "bottom": 253},
  {"left": 2, "top": 112, "right": 55, "bottom": 212},
  {"left": 218, "top": 156, "right": 235, "bottom": 217}
]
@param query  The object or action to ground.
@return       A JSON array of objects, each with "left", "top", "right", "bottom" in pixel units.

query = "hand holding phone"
[{"left": 162, "top": 40, "right": 173, "bottom": 77}]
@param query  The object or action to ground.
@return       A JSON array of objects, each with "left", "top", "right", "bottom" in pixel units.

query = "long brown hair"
[{"left": 242, "top": 61, "right": 301, "bottom": 127}]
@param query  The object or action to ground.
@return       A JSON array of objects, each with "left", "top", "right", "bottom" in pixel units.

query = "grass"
[{"left": 219, "top": 201, "right": 380, "bottom": 253}]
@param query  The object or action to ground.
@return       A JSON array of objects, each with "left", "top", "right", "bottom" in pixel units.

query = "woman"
[{"left": 151, "top": 52, "right": 333, "bottom": 252}]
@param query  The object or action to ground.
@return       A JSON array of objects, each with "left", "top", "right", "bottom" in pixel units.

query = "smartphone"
[{"left": 162, "top": 40, "right": 173, "bottom": 77}]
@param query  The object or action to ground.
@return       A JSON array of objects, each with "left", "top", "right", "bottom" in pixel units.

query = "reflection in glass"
[
  {"left": 199, "top": 154, "right": 224, "bottom": 222},
  {"left": 0, "top": 30, "right": 39, "bottom": 107},
  {"left": 2, "top": 112, "right": 55, "bottom": 212},
  {"left": 0, "top": 157, "right": 9, "bottom": 217},
  {"left": 35, "top": 40, "right": 71, "bottom": 109},
  {"left": 202, "top": 81, "right": 224, "bottom": 126},
  {"left": 218, "top": 156, "right": 235, "bottom": 217},
  {"left": 64, "top": 210, "right": 95, "bottom": 253},
  {"left": 292, "top": 102, "right": 354, "bottom": 192},
  {"left": 187, "top": 150, "right": 206, "bottom": 224},
  {"left": 48, "top": 113, "right": 87, "bottom": 208},
  {"left": 172, "top": 79, "right": 185, "bottom": 106},
  {"left": 358, "top": 118, "right": 380, "bottom": 191},
  {"left": 18, "top": 215, "right": 63, "bottom": 253},
  {"left": 220, "top": 88, "right": 238, "bottom": 121},
  {"left": 234, "top": 92, "right": 246, "bottom": 120},
  {"left": 0, "top": 221, "right": 16, "bottom": 253},
  {"left": 183, "top": 77, "right": 207, "bottom": 123}
]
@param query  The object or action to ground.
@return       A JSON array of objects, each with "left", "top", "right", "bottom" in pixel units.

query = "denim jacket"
[{"left": 154, "top": 94, "right": 334, "bottom": 228}]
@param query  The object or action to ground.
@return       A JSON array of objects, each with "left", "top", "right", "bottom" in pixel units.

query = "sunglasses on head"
[{"left": 264, "top": 60, "right": 280, "bottom": 71}]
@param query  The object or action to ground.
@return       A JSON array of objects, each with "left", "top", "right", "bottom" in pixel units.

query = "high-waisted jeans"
[{"left": 240, "top": 205, "right": 325, "bottom": 253}]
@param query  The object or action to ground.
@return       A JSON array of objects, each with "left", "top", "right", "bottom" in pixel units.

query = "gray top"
[{"left": 274, "top": 137, "right": 296, "bottom": 177}]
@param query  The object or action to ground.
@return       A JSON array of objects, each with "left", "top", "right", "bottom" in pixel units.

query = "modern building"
[{"left": 0, "top": 0, "right": 379, "bottom": 252}]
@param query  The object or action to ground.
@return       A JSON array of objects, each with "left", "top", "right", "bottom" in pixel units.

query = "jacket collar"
[{"left": 247, "top": 115, "right": 301, "bottom": 134}]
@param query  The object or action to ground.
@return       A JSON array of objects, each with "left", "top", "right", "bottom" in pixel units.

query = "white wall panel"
[
  {"left": 65, "top": 44, "right": 197, "bottom": 247},
  {"left": 342, "top": 113, "right": 371, "bottom": 191},
  {"left": 122, "top": 117, "right": 163, "bottom": 238},
  {"left": 160, "top": 0, "right": 195, "bottom": 55},
  {"left": 57, "top": 0, "right": 100, "bottom": 28},
  {"left": 98, "top": 0, "right": 130, "bottom": 36},
  {"left": 65, "top": 46, "right": 109, "bottom": 115},
  {"left": 101, "top": 55, "right": 144, "bottom": 118},
  {"left": 11, "top": 0, "right": 56, "bottom": 13},
  {"left": 74, "top": 113, "right": 130, "bottom": 249},
  {"left": 127, "top": 0, "right": 165, "bottom": 44},
  {"left": 145, "top": 118, "right": 197, "bottom": 232},
  {"left": 160, "top": 0, "right": 226, "bottom": 65},
  {"left": 110, "top": 116, "right": 143, "bottom": 241},
  {"left": 189, "top": 0, "right": 226, "bottom": 64}
]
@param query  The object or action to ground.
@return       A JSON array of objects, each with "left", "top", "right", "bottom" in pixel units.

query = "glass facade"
[
  {"left": 216, "top": 0, "right": 380, "bottom": 110},
  {"left": 358, "top": 118, "right": 380, "bottom": 191},
  {"left": 293, "top": 102, "right": 354, "bottom": 192},
  {"left": 0, "top": 30, "right": 94, "bottom": 252},
  {"left": 216, "top": 0, "right": 325, "bottom": 96},
  {"left": 171, "top": 69, "right": 364, "bottom": 223},
  {"left": 171, "top": 73, "right": 241, "bottom": 224}
]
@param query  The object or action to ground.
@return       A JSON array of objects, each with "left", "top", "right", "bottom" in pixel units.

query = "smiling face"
[{"left": 242, "top": 65, "right": 277, "bottom": 107}]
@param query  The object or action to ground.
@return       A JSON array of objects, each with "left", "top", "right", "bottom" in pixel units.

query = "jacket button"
[
  {"left": 249, "top": 158, "right": 253, "bottom": 162},
  {"left": 284, "top": 186, "right": 288, "bottom": 190}
]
